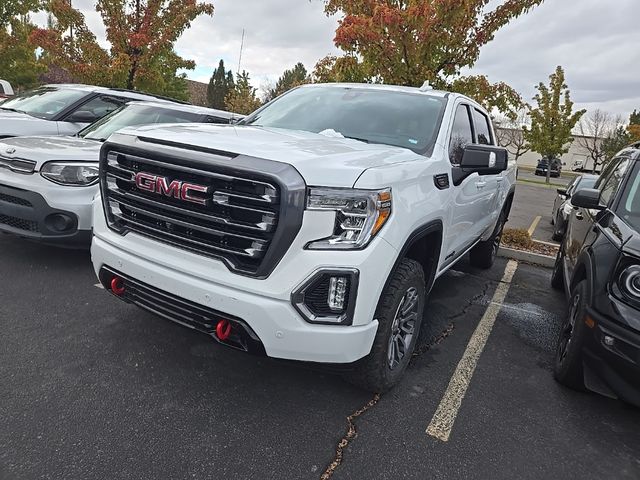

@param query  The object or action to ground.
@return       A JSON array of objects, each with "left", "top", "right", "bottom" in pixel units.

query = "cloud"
[{"left": 34, "top": 0, "right": 640, "bottom": 118}]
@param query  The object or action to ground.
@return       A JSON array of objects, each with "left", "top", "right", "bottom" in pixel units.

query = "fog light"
[
  {"left": 328, "top": 276, "right": 348, "bottom": 312},
  {"left": 603, "top": 335, "right": 615, "bottom": 347},
  {"left": 45, "top": 213, "right": 75, "bottom": 232}
]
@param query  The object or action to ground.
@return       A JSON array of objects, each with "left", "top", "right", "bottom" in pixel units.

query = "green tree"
[
  {"left": 0, "top": 1, "right": 44, "bottom": 90},
  {"left": 312, "top": 54, "right": 369, "bottom": 84},
  {"left": 266, "top": 62, "right": 309, "bottom": 102},
  {"left": 602, "top": 126, "right": 631, "bottom": 161},
  {"left": 207, "top": 59, "right": 235, "bottom": 110},
  {"left": 32, "top": 0, "right": 214, "bottom": 98},
  {"left": 629, "top": 109, "right": 640, "bottom": 142},
  {"left": 225, "top": 71, "right": 261, "bottom": 115},
  {"left": 523, "top": 66, "right": 585, "bottom": 182},
  {"left": 321, "top": 0, "right": 542, "bottom": 116}
]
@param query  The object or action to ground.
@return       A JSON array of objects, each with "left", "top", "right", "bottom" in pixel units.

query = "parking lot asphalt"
[
  {"left": 2, "top": 235, "right": 639, "bottom": 480},
  {"left": 507, "top": 182, "right": 559, "bottom": 244}
]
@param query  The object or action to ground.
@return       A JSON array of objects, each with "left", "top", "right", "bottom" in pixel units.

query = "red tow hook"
[
  {"left": 110, "top": 276, "right": 126, "bottom": 296},
  {"left": 216, "top": 319, "right": 232, "bottom": 341}
]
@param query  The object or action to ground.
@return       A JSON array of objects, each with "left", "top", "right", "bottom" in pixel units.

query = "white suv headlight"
[
  {"left": 306, "top": 187, "right": 392, "bottom": 250},
  {"left": 40, "top": 162, "right": 99, "bottom": 186}
]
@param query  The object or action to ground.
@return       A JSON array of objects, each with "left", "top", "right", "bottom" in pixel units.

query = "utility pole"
[{"left": 237, "top": 29, "right": 245, "bottom": 75}]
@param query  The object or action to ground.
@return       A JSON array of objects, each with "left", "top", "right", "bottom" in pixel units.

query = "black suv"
[
  {"left": 551, "top": 142, "right": 640, "bottom": 406},
  {"left": 535, "top": 157, "right": 562, "bottom": 177}
]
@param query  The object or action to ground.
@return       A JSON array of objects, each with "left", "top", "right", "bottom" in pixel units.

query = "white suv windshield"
[
  {"left": 0, "top": 87, "right": 87, "bottom": 120},
  {"left": 78, "top": 104, "right": 202, "bottom": 142},
  {"left": 241, "top": 86, "right": 447, "bottom": 153}
]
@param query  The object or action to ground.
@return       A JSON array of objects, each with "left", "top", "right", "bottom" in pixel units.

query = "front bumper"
[
  {"left": 0, "top": 171, "right": 96, "bottom": 247},
  {"left": 91, "top": 203, "right": 397, "bottom": 363},
  {"left": 583, "top": 306, "right": 640, "bottom": 407}
]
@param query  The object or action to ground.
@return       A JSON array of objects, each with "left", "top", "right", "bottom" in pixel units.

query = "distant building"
[
  {"left": 186, "top": 79, "right": 208, "bottom": 107},
  {"left": 495, "top": 127, "right": 602, "bottom": 171}
]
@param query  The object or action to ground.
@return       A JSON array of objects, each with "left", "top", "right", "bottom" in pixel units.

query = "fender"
[
  {"left": 570, "top": 248, "right": 596, "bottom": 303},
  {"left": 380, "top": 219, "right": 444, "bottom": 299}
]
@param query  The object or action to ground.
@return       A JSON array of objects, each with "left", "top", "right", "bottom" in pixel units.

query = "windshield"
[
  {"left": 78, "top": 104, "right": 202, "bottom": 142},
  {"left": 240, "top": 86, "right": 447, "bottom": 153},
  {"left": 0, "top": 87, "right": 87, "bottom": 120},
  {"left": 618, "top": 162, "right": 640, "bottom": 231}
]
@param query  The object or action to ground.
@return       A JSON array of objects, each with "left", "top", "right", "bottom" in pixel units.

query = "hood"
[
  {"left": 0, "top": 135, "right": 101, "bottom": 169},
  {"left": 0, "top": 110, "right": 59, "bottom": 136},
  {"left": 118, "top": 123, "right": 423, "bottom": 186}
]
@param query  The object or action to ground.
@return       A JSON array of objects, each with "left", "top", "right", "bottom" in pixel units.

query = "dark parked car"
[
  {"left": 535, "top": 158, "right": 562, "bottom": 177},
  {"left": 551, "top": 142, "right": 640, "bottom": 407},
  {"left": 551, "top": 174, "right": 598, "bottom": 240}
]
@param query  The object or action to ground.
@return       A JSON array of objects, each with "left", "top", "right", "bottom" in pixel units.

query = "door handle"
[
  {"left": 496, "top": 177, "right": 504, "bottom": 183},
  {"left": 475, "top": 181, "right": 487, "bottom": 189}
]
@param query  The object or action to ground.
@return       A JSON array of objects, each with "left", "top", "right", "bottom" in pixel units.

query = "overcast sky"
[{"left": 36, "top": 0, "right": 640, "bottom": 118}]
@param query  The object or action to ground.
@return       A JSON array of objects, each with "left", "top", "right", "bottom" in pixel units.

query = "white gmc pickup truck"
[{"left": 91, "top": 83, "right": 516, "bottom": 392}]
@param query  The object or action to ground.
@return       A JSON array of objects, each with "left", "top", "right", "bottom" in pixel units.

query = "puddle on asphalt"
[{"left": 478, "top": 297, "right": 564, "bottom": 352}]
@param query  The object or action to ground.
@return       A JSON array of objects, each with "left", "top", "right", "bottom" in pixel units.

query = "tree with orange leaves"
[
  {"left": 319, "top": 0, "right": 544, "bottom": 116},
  {"left": 32, "top": 0, "right": 214, "bottom": 99}
]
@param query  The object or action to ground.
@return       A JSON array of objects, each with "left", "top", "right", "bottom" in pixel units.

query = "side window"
[
  {"left": 449, "top": 105, "right": 473, "bottom": 165},
  {"left": 473, "top": 108, "right": 493, "bottom": 145},
  {"left": 71, "top": 95, "right": 124, "bottom": 121},
  {"left": 599, "top": 158, "right": 630, "bottom": 206}
]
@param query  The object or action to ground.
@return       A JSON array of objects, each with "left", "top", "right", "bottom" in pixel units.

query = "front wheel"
[
  {"left": 553, "top": 280, "right": 588, "bottom": 390},
  {"left": 469, "top": 210, "right": 506, "bottom": 269},
  {"left": 344, "top": 258, "right": 426, "bottom": 393}
]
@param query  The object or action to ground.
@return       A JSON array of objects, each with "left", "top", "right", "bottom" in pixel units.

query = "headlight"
[
  {"left": 618, "top": 264, "right": 640, "bottom": 302},
  {"left": 40, "top": 162, "right": 99, "bottom": 186},
  {"left": 306, "top": 187, "right": 391, "bottom": 250},
  {"left": 562, "top": 202, "right": 574, "bottom": 217}
]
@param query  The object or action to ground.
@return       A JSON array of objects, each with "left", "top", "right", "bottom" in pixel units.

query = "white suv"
[{"left": 91, "top": 83, "right": 516, "bottom": 391}]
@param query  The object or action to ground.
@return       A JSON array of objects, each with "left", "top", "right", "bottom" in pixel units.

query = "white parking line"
[{"left": 426, "top": 260, "right": 518, "bottom": 442}]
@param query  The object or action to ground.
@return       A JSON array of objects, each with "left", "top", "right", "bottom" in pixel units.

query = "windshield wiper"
[
  {"left": 343, "top": 135, "right": 370, "bottom": 144},
  {"left": 0, "top": 107, "right": 26, "bottom": 114}
]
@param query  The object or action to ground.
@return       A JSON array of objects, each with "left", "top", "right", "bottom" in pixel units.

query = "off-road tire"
[
  {"left": 553, "top": 280, "right": 588, "bottom": 391},
  {"left": 469, "top": 210, "right": 506, "bottom": 269},
  {"left": 344, "top": 258, "right": 426, "bottom": 393}
]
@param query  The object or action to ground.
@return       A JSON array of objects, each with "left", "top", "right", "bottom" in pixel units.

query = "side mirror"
[
  {"left": 557, "top": 188, "right": 568, "bottom": 196},
  {"left": 66, "top": 110, "right": 99, "bottom": 123},
  {"left": 459, "top": 144, "right": 508, "bottom": 174},
  {"left": 571, "top": 188, "right": 605, "bottom": 210}
]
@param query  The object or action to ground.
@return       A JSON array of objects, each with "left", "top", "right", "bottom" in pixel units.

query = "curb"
[{"left": 497, "top": 246, "right": 555, "bottom": 268}]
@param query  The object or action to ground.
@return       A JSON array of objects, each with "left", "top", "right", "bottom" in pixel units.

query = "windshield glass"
[
  {"left": 0, "top": 87, "right": 87, "bottom": 120},
  {"left": 618, "top": 162, "right": 640, "bottom": 231},
  {"left": 240, "top": 86, "right": 447, "bottom": 153},
  {"left": 79, "top": 104, "right": 202, "bottom": 141}
]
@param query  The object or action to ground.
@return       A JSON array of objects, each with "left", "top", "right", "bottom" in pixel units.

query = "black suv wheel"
[
  {"left": 470, "top": 210, "right": 506, "bottom": 269},
  {"left": 553, "top": 280, "right": 588, "bottom": 390}
]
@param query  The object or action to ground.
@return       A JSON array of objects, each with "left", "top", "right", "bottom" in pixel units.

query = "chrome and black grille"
[{"left": 100, "top": 134, "right": 306, "bottom": 278}]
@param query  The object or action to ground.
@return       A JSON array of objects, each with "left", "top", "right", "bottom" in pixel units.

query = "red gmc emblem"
[{"left": 134, "top": 172, "right": 209, "bottom": 205}]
